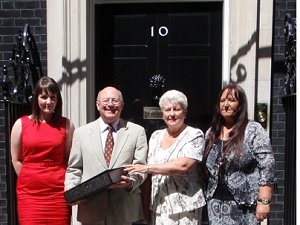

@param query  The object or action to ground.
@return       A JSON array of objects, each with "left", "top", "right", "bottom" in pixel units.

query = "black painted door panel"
[{"left": 95, "top": 2, "right": 222, "bottom": 133}]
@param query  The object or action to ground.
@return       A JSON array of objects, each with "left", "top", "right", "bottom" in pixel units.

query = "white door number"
[{"left": 151, "top": 26, "right": 168, "bottom": 37}]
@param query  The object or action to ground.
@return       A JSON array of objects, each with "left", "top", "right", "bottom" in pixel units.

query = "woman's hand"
[
  {"left": 256, "top": 203, "right": 271, "bottom": 221},
  {"left": 256, "top": 185, "right": 272, "bottom": 221},
  {"left": 123, "top": 164, "right": 147, "bottom": 174},
  {"left": 124, "top": 157, "right": 197, "bottom": 176}
]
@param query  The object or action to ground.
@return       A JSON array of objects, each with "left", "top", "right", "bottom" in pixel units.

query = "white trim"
[
  {"left": 222, "top": 0, "right": 230, "bottom": 85},
  {"left": 87, "top": 1, "right": 96, "bottom": 122}
]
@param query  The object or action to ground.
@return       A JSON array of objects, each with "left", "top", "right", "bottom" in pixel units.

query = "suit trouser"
[
  {"left": 81, "top": 221, "right": 131, "bottom": 225},
  {"left": 81, "top": 207, "right": 132, "bottom": 225}
]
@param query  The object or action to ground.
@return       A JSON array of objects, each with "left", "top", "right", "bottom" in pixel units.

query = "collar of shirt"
[
  {"left": 99, "top": 117, "right": 119, "bottom": 151},
  {"left": 99, "top": 117, "right": 119, "bottom": 133}
]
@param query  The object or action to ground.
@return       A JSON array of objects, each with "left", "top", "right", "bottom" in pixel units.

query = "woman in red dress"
[{"left": 10, "top": 76, "right": 75, "bottom": 225}]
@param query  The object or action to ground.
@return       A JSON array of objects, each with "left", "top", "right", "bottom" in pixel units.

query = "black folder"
[{"left": 64, "top": 167, "right": 125, "bottom": 204}]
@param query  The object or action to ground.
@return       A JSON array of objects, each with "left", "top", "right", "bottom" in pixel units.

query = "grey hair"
[{"left": 159, "top": 90, "right": 188, "bottom": 110}]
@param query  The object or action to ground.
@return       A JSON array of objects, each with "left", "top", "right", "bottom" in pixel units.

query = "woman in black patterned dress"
[{"left": 203, "top": 84, "right": 276, "bottom": 225}]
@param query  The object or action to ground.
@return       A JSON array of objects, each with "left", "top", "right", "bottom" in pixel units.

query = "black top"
[{"left": 213, "top": 139, "right": 234, "bottom": 200}]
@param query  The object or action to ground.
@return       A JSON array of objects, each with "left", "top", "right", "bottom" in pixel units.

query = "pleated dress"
[{"left": 16, "top": 116, "right": 71, "bottom": 225}]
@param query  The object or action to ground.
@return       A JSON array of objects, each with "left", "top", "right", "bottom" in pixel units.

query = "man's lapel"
[
  {"left": 109, "top": 119, "right": 129, "bottom": 168},
  {"left": 89, "top": 119, "right": 107, "bottom": 168}
]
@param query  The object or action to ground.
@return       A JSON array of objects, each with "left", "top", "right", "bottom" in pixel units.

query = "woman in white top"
[{"left": 125, "top": 90, "right": 205, "bottom": 225}]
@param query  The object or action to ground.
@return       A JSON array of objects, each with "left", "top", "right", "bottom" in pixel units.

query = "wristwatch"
[{"left": 258, "top": 199, "right": 271, "bottom": 205}]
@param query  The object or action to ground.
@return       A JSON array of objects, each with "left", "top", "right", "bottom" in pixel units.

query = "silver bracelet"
[{"left": 146, "top": 164, "right": 152, "bottom": 174}]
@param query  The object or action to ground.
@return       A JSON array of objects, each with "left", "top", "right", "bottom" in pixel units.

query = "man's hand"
[
  {"left": 68, "top": 199, "right": 88, "bottom": 206},
  {"left": 108, "top": 175, "right": 133, "bottom": 189}
]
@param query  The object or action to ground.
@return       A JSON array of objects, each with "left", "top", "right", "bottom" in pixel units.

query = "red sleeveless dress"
[{"left": 17, "top": 116, "right": 71, "bottom": 225}]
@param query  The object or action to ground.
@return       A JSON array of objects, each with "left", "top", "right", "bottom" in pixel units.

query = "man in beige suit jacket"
[{"left": 65, "top": 87, "right": 148, "bottom": 225}]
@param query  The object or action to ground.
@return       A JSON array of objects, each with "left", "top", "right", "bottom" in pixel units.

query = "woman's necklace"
[
  {"left": 161, "top": 125, "right": 187, "bottom": 150},
  {"left": 221, "top": 124, "right": 234, "bottom": 140},
  {"left": 166, "top": 124, "right": 186, "bottom": 138},
  {"left": 219, "top": 140, "right": 225, "bottom": 166},
  {"left": 218, "top": 139, "right": 227, "bottom": 178}
]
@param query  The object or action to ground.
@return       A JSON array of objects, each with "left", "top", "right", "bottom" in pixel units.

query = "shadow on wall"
[
  {"left": 230, "top": 30, "right": 272, "bottom": 85},
  {"left": 55, "top": 57, "right": 87, "bottom": 90}
]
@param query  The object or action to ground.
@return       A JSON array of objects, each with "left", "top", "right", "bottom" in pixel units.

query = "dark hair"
[
  {"left": 31, "top": 76, "right": 62, "bottom": 123},
  {"left": 204, "top": 83, "right": 249, "bottom": 160}
]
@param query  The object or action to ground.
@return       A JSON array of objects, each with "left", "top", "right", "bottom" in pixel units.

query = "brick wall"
[
  {"left": 0, "top": 1, "right": 46, "bottom": 224},
  {"left": 0, "top": 0, "right": 47, "bottom": 73},
  {"left": 270, "top": 0, "right": 296, "bottom": 225}
]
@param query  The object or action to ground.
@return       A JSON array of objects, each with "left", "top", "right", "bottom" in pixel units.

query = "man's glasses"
[{"left": 98, "top": 98, "right": 121, "bottom": 105}]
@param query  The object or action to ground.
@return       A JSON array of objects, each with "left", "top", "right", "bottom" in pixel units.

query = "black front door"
[{"left": 95, "top": 2, "right": 222, "bottom": 134}]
